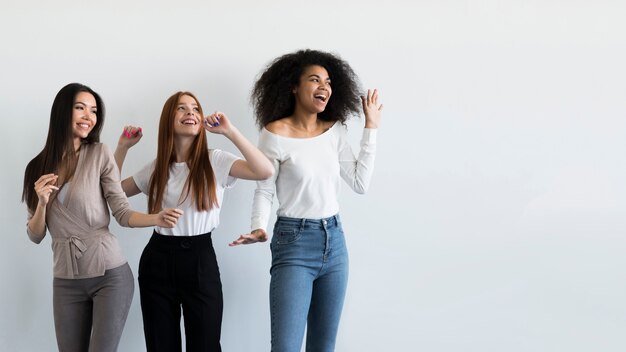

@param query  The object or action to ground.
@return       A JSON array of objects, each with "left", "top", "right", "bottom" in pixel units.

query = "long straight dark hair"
[
  {"left": 147, "top": 92, "right": 218, "bottom": 213},
  {"left": 22, "top": 83, "right": 105, "bottom": 212}
]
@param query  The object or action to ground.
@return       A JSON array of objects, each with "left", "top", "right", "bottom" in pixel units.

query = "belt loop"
[{"left": 300, "top": 218, "right": 306, "bottom": 232}]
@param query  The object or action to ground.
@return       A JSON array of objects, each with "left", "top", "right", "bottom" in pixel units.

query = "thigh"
[
  {"left": 53, "top": 278, "right": 92, "bottom": 352},
  {"left": 306, "top": 261, "right": 349, "bottom": 352},
  {"left": 90, "top": 263, "right": 135, "bottom": 352},
  {"left": 270, "top": 263, "right": 316, "bottom": 352},
  {"left": 180, "top": 247, "right": 223, "bottom": 352},
  {"left": 139, "top": 245, "right": 183, "bottom": 352},
  {"left": 269, "top": 219, "right": 325, "bottom": 352},
  {"left": 306, "top": 223, "right": 349, "bottom": 352}
]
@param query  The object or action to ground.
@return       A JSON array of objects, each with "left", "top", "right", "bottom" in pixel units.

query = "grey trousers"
[{"left": 53, "top": 263, "right": 134, "bottom": 352}]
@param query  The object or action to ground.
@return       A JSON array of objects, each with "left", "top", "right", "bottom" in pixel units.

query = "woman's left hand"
[
  {"left": 156, "top": 208, "right": 184, "bottom": 228},
  {"left": 362, "top": 89, "right": 383, "bottom": 129},
  {"left": 203, "top": 111, "right": 232, "bottom": 135}
]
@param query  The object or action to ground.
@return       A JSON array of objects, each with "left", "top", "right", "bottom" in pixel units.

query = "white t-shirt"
[
  {"left": 133, "top": 149, "right": 239, "bottom": 236},
  {"left": 251, "top": 122, "right": 377, "bottom": 231}
]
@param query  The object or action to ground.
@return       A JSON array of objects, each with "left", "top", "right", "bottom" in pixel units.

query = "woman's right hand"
[
  {"left": 156, "top": 208, "right": 184, "bottom": 228},
  {"left": 229, "top": 228, "right": 268, "bottom": 246},
  {"left": 34, "top": 174, "right": 59, "bottom": 206},
  {"left": 118, "top": 125, "right": 143, "bottom": 150}
]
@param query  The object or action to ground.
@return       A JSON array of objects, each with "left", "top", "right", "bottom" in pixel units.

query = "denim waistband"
[
  {"left": 149, "top": 230, "right": 213, "bottom": 250},
  {"left": 276, "top": 214, "right": 340, "bottom": 228}
]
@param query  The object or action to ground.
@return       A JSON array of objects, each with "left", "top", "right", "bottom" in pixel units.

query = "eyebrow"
[
  {"left": 177, "top": 103, "right": 199, "bottom": 107},
  {"left": 308, "top": 74, "right": 330, "bottom": 80},
  {"left": 74, "top": 101, "right": 97, "bottom": 108}
]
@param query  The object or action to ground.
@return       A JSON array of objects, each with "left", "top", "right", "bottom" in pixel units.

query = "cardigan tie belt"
[{"left": 69, "top": 236, "right": 87, "bottom": 276}]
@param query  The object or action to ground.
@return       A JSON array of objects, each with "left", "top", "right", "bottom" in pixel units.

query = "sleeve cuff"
[{"left": 362, "top": 128, "right": 378, "bottom": 144}]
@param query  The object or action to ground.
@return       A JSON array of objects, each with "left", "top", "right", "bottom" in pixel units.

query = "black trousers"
[{"left": 138, "top": 231, "right": 223, "bottom": 352}]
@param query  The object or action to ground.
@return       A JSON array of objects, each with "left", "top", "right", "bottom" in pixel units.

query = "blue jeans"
[{"left": 270, "top": 214, "right": 349, "bottom": 352}]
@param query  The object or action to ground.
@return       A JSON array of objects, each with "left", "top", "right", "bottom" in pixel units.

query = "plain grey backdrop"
[{"left": 2, "top": 0, "right": 626, "bottom": 351}]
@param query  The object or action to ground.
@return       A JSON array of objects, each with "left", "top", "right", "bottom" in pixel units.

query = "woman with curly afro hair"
[{"left": 230, "top": 49, "right": 383, "bottom": 351}]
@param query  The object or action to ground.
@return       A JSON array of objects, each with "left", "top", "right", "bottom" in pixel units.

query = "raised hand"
[
  {"left": 34, "top": 174, "right": 59, "bottom": 206},
  {"left": 229, "top": 228, "right": 268, "bottom": 246},
  {"left": 361, "top": 89, "right": 383, "bottom": 129},
  {"left": 203, "top": 111, "right": 233, "bottom": 136},
  {"left": 118, "top": 125, "right": 143, "bottom": 150}
]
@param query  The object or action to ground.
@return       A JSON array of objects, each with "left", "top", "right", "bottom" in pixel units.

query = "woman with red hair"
[{"left": 115, "top": 91, "right": 273, "bottom": 351}]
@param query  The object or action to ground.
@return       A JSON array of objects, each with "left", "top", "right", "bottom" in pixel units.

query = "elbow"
[
  {"left": 354, "top": 186, "right": 368, "bottom": 195},
  {"left": 259, "top": 166, "right": 274, "bottom": 180},
  {"left": 114, "top": 210, "right": 134, "bottom": 228},
  {"left": 260, "top": 157, "right": 276, "bottom": 180},
  {"left": 353, "top": 180, "right": 370, "bottom": 195},
  {"left": 253, "top": 163, "right": 274, "bottom": 181},
  {"left": 26, "top": 225, "right": 45, "bottom": 244},
  {"left": 28, "top": 232, "right": 44, "bottom": 244}
]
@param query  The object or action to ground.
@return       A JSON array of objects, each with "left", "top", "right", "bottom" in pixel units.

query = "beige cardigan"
[{"left": 26, "top": 143, "right": 137, "bottom": 279}]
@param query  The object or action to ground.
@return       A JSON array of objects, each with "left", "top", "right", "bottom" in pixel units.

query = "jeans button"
[
  {"left": 181, "top": 239, "right": 191, "bottom": 249},
  {"left": 323, "top": 220, "right": 327, "bottom": 225}
]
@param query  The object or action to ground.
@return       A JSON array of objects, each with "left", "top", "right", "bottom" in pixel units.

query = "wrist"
[
  {"left": 151, "top": 213, "right": 160, "bottom": 225},
  {"left": 116, "top": 144, "right": 130, "bottom": 152},
  {"left": 223, "top": 126, "right": 240, "bottom": 140}
]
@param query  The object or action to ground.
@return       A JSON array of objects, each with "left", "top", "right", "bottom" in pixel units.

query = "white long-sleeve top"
[{"left": 251, "top": 122, "right": 377, "bottom": 231}]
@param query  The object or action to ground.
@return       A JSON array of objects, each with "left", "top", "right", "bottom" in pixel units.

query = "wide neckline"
[{"left": 262, "top": 121, "right": 338, "bottom": 141}]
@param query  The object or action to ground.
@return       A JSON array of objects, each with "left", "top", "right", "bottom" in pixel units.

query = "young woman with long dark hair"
[{"left": 22, "top": 82, "right": 183, "bottom": 352}]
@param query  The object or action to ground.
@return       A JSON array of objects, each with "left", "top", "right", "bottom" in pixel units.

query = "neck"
[
  {"left": 290, "top": 107, "right": 320, "bottom": 131},
  {"left": 73, "top": 138, "right": 82, "bottom": 152},
  {"left": 174, "top": 135, "right": 194, "bottom": 163}
]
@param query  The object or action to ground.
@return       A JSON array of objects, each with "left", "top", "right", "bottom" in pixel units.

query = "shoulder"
[
  {"left": 81, "top": 143, "right": 108, "bottom": 161},
  {"left": 134, "top": 159, "right": 156, "bottom": 181},
  {"left": 328, "top": 121, "right": 346, "bottom": 137},
  {"left": 265, "top": 119, "right": 291, "bottom": 135},
  {"left": 325, "top": 120, "right": 340, "bottom": 132}
]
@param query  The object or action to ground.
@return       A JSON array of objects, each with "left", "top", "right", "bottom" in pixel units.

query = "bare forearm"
[
  {"left": 128, "top": 212, "right": 159, "bottom": 228},
  {"left": 114, "top": 145, "right": 129, "bottom": 174},
  {"left": 225, "top": 127, "right": 273, "bottom": 178}
]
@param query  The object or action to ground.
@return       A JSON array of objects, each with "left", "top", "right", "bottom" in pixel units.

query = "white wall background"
[{"left": 1, "top": 0, "right": 626, "bottom": 351}]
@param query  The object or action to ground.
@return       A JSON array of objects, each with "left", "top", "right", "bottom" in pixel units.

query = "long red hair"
[{"left": 148, "top": 92, "right": 218, "bottom": 213}]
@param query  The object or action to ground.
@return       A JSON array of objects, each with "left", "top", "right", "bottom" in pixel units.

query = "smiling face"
[
  {"left": 173, "top": 94, "right": 202, "bottom": 137},
  {"left": 71, "top": 91, "right": 98, "bottom": 149},
  {"left": 293, "top": 65, "right": 332, "bottom": 114}
]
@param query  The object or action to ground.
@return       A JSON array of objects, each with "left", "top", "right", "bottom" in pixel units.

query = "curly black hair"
[{"left": 251, "top": 49, "right": 363, "bottom": 129}]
